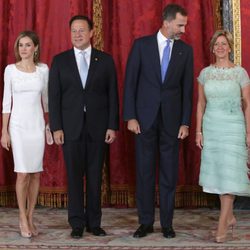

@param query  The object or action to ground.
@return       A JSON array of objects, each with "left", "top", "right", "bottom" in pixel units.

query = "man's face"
[
  {"left": 71, "top": 20, "right": 93, "bottom": 50},
  {"left": 164, "top": 13, "right": 187, "bottom": 40}
]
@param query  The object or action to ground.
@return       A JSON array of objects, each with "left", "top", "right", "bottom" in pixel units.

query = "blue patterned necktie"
[
  {"left": 161, "top": 39, "right": 171, "bottom": 82},
  {"left": 79, "top": 51, "right": 88, "bottom": 88}
]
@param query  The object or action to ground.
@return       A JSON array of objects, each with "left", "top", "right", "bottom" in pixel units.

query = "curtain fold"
[{"left": 0, "top": 0, "right": 217, "bottom": 208}]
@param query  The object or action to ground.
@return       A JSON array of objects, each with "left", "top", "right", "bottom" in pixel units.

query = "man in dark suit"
[
  {"left": 49, "top": 15, "right": 119, "bottom": 238},
  {"left": 123, "top": 4, "right": 193, "bottom": 238}
]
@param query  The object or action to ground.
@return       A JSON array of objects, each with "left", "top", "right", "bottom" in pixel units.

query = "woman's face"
[
  {"left": 213, "top": 35, "right": 231, "bottom": 59},
  {"left": 18, "top": 36, "right": 37, "bottom": 60}
]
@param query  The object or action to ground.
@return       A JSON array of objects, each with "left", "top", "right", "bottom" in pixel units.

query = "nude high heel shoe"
[
  {"left": 215, "top": 233, "right": 227, "bottom": 243},
  {"left": 29, "top": 223, "right": 38, "bottom": 236},
  {"left": 228, "top": 216, "right": 237, "bottom": 235},
  {"left": 19, "top": 223, "right": 32, "bottom": 238},
  {"left": 215, "top": 219, "right": 235, "bottom": 243}
]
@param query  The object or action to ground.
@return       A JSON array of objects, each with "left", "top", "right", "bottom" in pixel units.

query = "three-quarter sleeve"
[
  {"left": 41, "top": 64, "right": 49, "bottom": 113},
  {"left": 2, "top": 65, "right": 12, "bottom": 113}
]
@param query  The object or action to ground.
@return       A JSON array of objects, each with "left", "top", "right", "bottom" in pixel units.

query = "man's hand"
[
  {"left": 53, "top": 130, "right": 64, "bottom": 145},
  {"left": 105, "top": 129, "right": 116, "bottom": 144},
  {"left": 127, "top": 119, "right": 141, "bottom": 134},
  {"left": 178, "top": 125, "right": 189, "bottom": 140}
]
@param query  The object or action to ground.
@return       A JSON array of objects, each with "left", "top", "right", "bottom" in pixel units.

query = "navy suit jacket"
[
  {"left": 123, "top": 34, "right": 193, "bottom": 136},
  {"left": 49, "top": 48, "right": 119, "bottom": 141}
]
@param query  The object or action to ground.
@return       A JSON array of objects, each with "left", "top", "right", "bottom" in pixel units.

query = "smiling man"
[
  {"left": 123, "top": 4, "right": 194, "bottom": 238},
  {"left": 49, "top": 15, "right": 119, "bottom": 239}
]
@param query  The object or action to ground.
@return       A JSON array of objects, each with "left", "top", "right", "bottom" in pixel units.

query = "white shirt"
[
  {"left": 74, "top": 46, "right": 91, "bottom": 72},
  {"left": 157, "top": 30, "right": 174, "bottom": 64}
]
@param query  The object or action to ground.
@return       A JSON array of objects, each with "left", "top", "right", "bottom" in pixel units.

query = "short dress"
[
  {"left": 2, "top": 63, "right": 49, "bottom": 173},
  {"left": 198, "top": 65, "right": 250, "bottom": 196}
]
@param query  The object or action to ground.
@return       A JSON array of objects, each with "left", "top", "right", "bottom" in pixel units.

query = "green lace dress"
[{"left": 198, "top": 65, "right": 250, "bottom": 196}]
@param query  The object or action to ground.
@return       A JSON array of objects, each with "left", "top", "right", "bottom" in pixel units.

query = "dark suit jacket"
[
  {"left": 49, "top": 48, "right": 119, "bottom": 141},
  {"left": 123, "top": 34, "right": 193, "bottom": 136}
]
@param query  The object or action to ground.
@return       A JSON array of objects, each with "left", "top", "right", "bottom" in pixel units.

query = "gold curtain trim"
[
  {"left": 0, "top": 185, "right": 216, "bottom": 208},
  {"left": 93, "top": 0, "right": 104, "bottom": 50},
  {"left": 232, "top": 0, "right": 241, "bottom": 65},
  {"left": 213, "top": 0, "right": 222, "bottom": 30}
]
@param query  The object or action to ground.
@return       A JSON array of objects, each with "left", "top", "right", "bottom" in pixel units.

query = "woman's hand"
[
  {"left": 195, "top": 132, "right": 203, "bottom": 150},
  {"left": 246, "top": 133, "right": 250, "bottom": 148},
  {"left": 1, "top": 132, "right": 11, "bottom": 150}
]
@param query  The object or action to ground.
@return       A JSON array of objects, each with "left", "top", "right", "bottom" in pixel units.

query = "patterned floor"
[{"left": 0, "top": 207, "right": 250, "bottom": 249}]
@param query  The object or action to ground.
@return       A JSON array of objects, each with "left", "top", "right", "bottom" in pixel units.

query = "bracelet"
[{"left": 196, "top": 131, "right": 202, "bottom": 135}]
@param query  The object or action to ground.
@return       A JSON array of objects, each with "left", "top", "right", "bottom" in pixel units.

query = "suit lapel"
[
  {"left": 164, "top": 40, "right": 183, "bottom": 83},
  {"left": 85, "top": 48, "right": 99, "bottom": 89},
  {"left": 149, "top": 35, "right": 162, "bottom": 85},
  {"left": 68, "top": 49, "right": 83, "bottom": 90}
]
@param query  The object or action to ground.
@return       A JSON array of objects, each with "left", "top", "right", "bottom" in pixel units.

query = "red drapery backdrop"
[
  {"left": 241, "top": 0, "right": 250, "bottom": 74},
  {"left": 0, "top": 0, "right": 216, "bottom": 207}
]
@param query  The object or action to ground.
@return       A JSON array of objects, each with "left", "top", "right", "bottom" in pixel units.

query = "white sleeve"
[
  {"left": 41, "top": 64, "right": 49, "bottom": 113},
  {"left": 2, "top": 65, "right": 12, "bottom": 113}
]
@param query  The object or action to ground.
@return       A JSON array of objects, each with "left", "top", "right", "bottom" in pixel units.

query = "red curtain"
[
  {"left": 0, "top": 0, "right": 216, "bottom": 207},
  {"left": 241, "top": 0, "right": 250, "bottom": 74}
]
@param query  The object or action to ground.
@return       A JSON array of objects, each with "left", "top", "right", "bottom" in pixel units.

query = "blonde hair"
[
  {"left": 14, "top": 31, "right": 40, "bottom": 64},
  {"left": 210, "top": 30, "right": 234, "bottom": 52}
]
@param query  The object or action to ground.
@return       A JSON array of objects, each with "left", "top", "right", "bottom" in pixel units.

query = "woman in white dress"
[{"left": 1, "top": 31, "right": 48, "bottom": 238}]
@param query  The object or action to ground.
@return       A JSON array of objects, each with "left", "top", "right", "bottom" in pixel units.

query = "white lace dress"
[{"left": 2, "top": 63, "right": 49, "bottom": 173}]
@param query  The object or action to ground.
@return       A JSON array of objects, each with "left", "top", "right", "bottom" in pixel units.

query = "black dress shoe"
[
  {"left": 162, "top": 226, "right": 176, "bottom": 238},
  {"left": 133, "top": 224, "right": 153, "bottom": 238},
  {"left": 71, "top": 227, "right": 84, "bottom": 238},
  {"left": 86, "top": 227, "right": 106, "bottom": 236}
]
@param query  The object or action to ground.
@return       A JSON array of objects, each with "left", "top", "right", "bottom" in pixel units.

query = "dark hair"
[
  {"left": 162, "top": 4, "right": 187, "bottom": 21},
  {"left": 69, "top": 15, "right": 93, "bottom": 30},
  {"left": 14, "top": 30, "right": 40, "bottom": 64}
]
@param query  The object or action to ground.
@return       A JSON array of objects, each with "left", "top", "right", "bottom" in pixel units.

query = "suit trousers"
[
  {"left": 135, "top": 110, "right": 179, "bottom": 227},
  {"left": 62, "top": 113, "right": 106, "bottom": 229}
]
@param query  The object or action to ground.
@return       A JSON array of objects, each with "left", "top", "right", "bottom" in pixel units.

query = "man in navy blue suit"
[{"left": 123, "top": 4, "right": 193, "bottom": 238}]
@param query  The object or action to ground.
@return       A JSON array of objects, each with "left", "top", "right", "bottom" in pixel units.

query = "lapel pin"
[{"left": 95, "top": 57, "right": 98, "bottom": 61}]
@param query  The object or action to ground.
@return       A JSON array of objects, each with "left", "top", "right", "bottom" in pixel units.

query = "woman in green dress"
[{"left": 196, "top": 30, "right": 250, "bottom": 243}]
